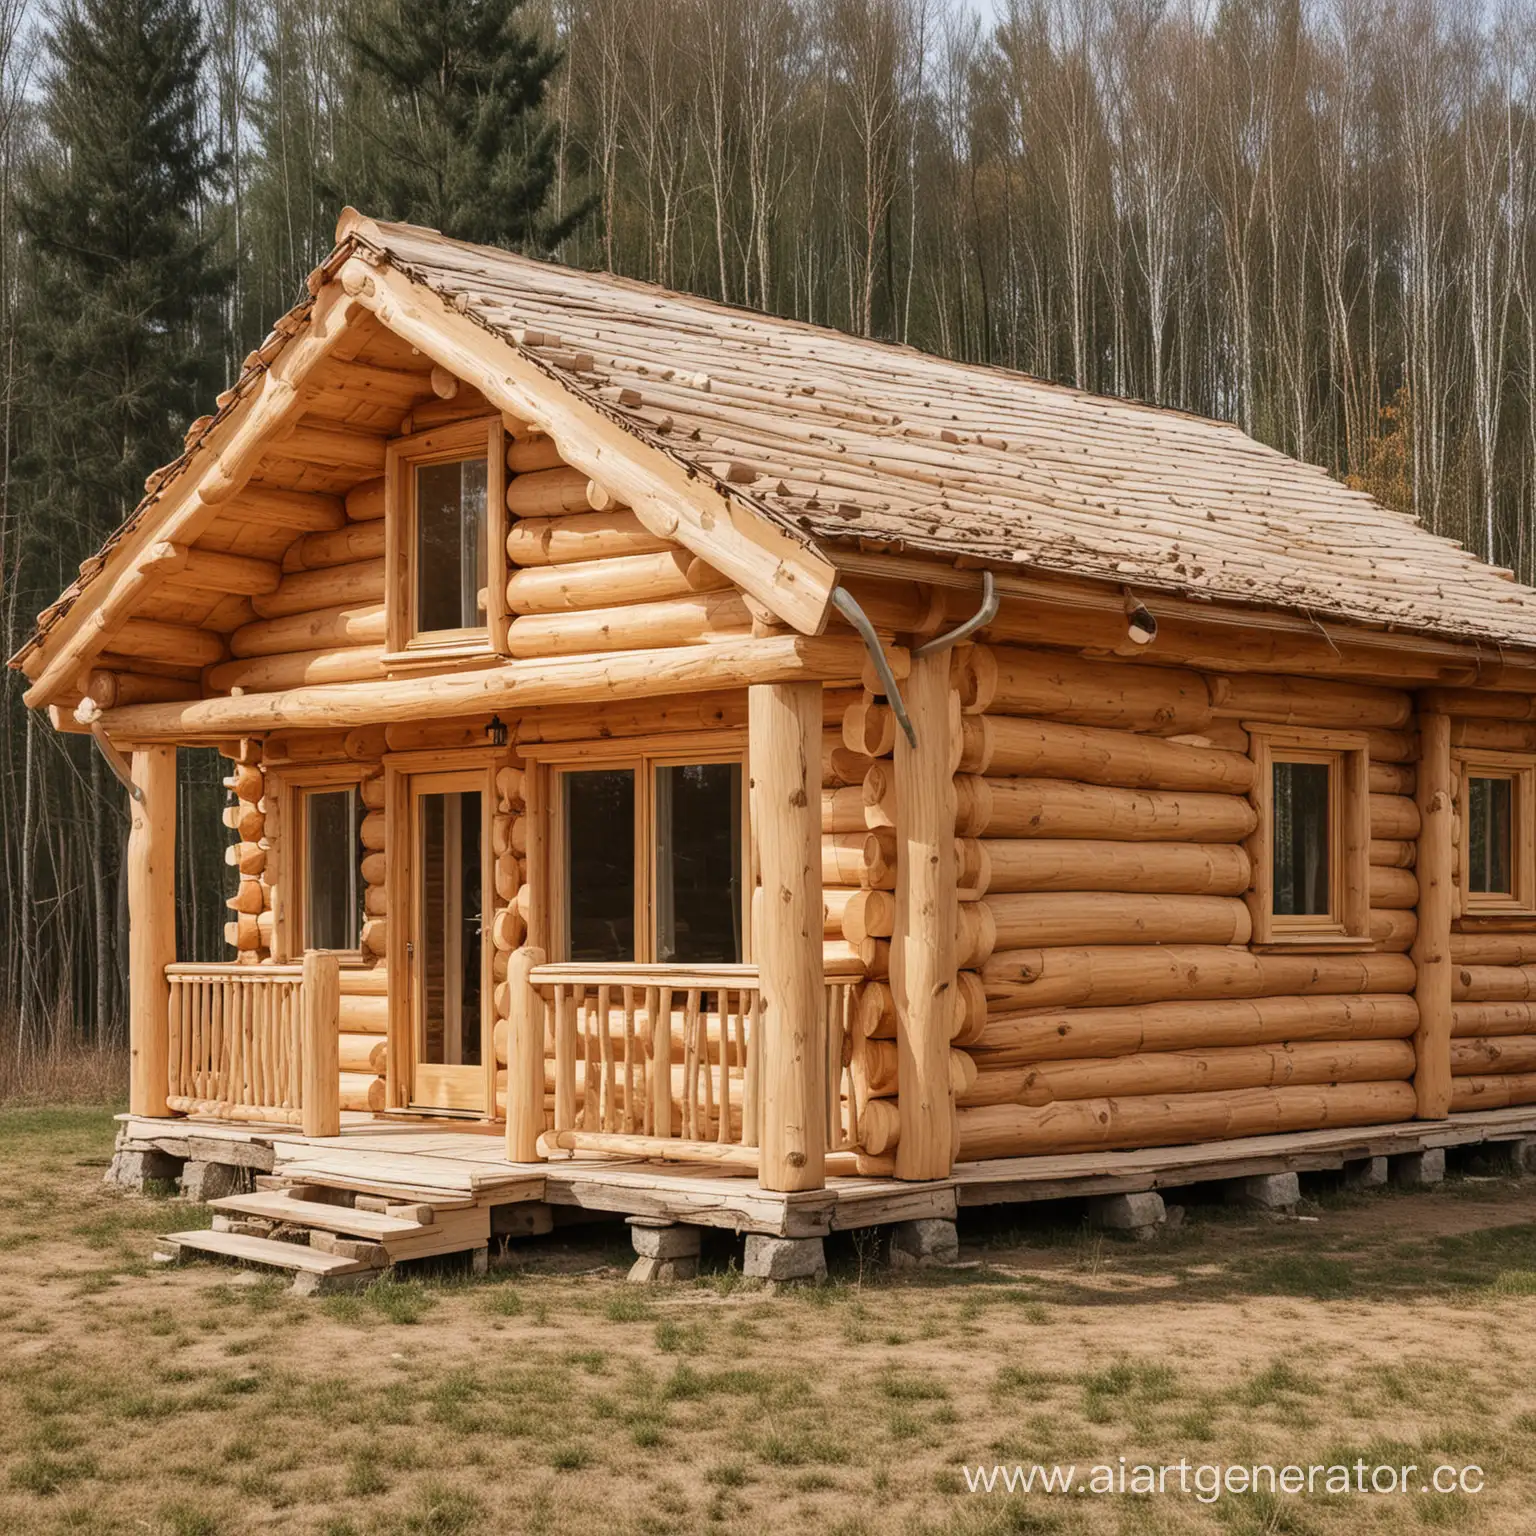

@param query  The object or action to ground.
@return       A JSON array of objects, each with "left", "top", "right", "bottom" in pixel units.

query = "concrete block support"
[
  {"left": 179, "top": 1161, "right": 251, "bottom": 1203},
  {"left": 627, "top": 1218, "right": 701, "bottom": 1284},
  {"left": 743, "top": 1234, "right": 826, "bottom": 1283},
  {"left": 1392, "top": 1148, "right": 1445, "bottom": 1187},
  {"left": 889, "top": 1218, "right": 960, "bottom": 1269},
  {"left": 1088, "top": 1191, "right": 1167, "bottom": 1239},
  {"left": 1225, "top": 1172, "right": 1300, "bottom": 1212},
  {"left": 1344, "top": 1157, "right": 1388, "bottom": 1190}
]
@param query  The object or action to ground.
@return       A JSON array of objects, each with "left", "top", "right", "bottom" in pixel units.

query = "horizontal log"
[
  {"left": 505, "top": 508, "right": 671, "bottom": 566},
  {"left": 506, "top": 590, "right": 750, "bottom": 658},
  {"left": 506, "top": 549, "right": 727, "bottom": 615},
  {"left": 95, "top": 635, "right": 873, "bottom": 738},
  {"left": 1365, "top": 727, "right": 1419, "bottom": 764},
  {"left": 844, "top": 695, "right": 898, "bottom": 759},
  {"left": 854, "top": 974, "right": 987, "bottom": 1044},
  {"left": 279, "top": 425, "right": 387, "bottom": 471},
  {"left": 165, "top": 547, "right": 282, "bottom": 596},
  {"left": 1451, "top": 934, "right": 1536, "bottom": 966},
  {"left": 230, "top": 602, "right": 386, "bottom": 658},
  {"left": 506, "top": 464, "right": 593, "bottom": 517},
  {"left": 1451, "top": 719, "right": 1536, "bottom": 752},
  {"left": 823, "top": 828, "right": 896, "bottom": 889},
  {"left": 338, "top": 1033, "right": 388, "bottom": 1074},
  {"left": 958, "top": 645, "right": 1213, "bottom": 733},
  {"left": 250, "top": 558, "right": 385, "bottom": 620},
  {"left": 973, "top": 993, "right": 1419, "bottom": 1065},
  {"left": 1368, "top": 866, "right": 1418, "bottom": 909},
  {"left": 507, "top": 435, "right": 564, "bottom": 474},
  {"left": 346, "top": 477, "right": 385, "bottom": 521},
  {"left": 1368, "top": 794, "right": 1420, "bottom": 841},
  {"left": 240, "top": 487, "right": 346, "bottom": 531},
  {"left": 207, "top": 645, "right": 387, "bottom": 694},
  {"left": 852, "top": 1039, "right": 976, "bottom": 1100},
  {"left": 981, "top": 945, "right": 1416, "bottom": 1012},
  {"left": 955, "top": 1081, "right": 1418, "bottom": 1160},
  {"left": 108, "top": 618, "right": 225, "bottom": 667},
  {"left": 1209, "top": 673, "right": 1412, "bottom": 729},
  {"left": 950, "top": 774, "right": 1257, "bottom": 842},
  {"left": 1453, "top": 964, "right": 1536, "bottom": 1002},
  {"left": 362, "top": 918, "right": 387, "bottom": 957},
  {"left": 339, "top": 1069, "right": 386, "bottom": 1113},
  {"left": 84, "top": 670, "right": 199, "bottom": 708},
  {"left": 970, "top": 839, "right": 1251, "bottom": 896},
  {"left": 958, "top": 714, "right": 1253, "bottom": 792},
  {"left": 1421, "top": 688, "right": 1536, "bottom": 719},
  {"left": 842, "top": 888, "right": 896, "bottom": 944},
  {"left": 824, "top": 786, "right": 868, "bottom": 833},
  {"left": 282, "top": 520, "right": 387, "bottom": 572},
  {"left": 1453, "top": 1001, "right": 1536, "bottom": 1037},
  {"left": 1370, "top": 839, "right": 1416, "bottom": 869},
  {"left": 1369, "top": 762, "right": 1415, "bottom": 796},
  {"left": 1450, "top": 1036, "right": 1536, "bottom": 1076},
  {"left": 1449, "top": 1073, "right": 1536, "bottom": 1111},
  {"left": 1371, "top": 909, "right": 1417, "bottom": 952},
  {"left": 984, "top": 892, "right": 1252, "bottom": 950},
  {"left": 961, "top": 1040, "right": 1416, "bottom": 1109}
]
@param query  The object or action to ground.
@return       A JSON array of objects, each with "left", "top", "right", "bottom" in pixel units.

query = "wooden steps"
[
  {"left": 158, "top": 1228, "right": 376, "bottom": 1288},
  {"left": 209, "top": 1191, "right": 428, "bottom": 1238}
]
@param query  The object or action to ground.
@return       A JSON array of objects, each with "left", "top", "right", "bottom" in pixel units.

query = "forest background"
[{"left": 1, "top": 0, "right": 1530, "bottom": 1066}]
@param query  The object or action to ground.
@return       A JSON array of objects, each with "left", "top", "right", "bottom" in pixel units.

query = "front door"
[{"left": 407, "top": 768, "right": 492, "bottom": 1113}]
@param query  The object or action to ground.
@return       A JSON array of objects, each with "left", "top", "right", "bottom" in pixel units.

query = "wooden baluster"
[
  {"left": 622, "top": 987, "right": 637, "bottom": 1134},
  {"left": 166, "top": 982, "right": 181, "bottom": 1104},
  {"left": 717, "top": 991, "right": 732, "bottom": 1145},
  {"left": 742, "top": 991, "right": 761, "bottom": 1148},
  {"left": 581, "top": 988, "right": 599, "bottom": 1131},
  {"left": 700, "top": 991, "right": 716, "bottom": 1140},
  {"left": 554, "top": 985, "right": 577, "bottom": 1131},
  {"left": 209, "top": 977, "right": 224, "bottom": 1104},
  {"left": 730, "top": 991, "right": 748, "bottom": 1146},
  {"left": 596, "top": 983, "right": 614, "bottom": 1132},
  {"left": 246, "top": 981, "right": 259, "bottom": 1109},
  {"left": 825, "top": 985, "right": 840, "bottom": 1152},
  {"left": 191, "top": 982, "right": 204, "bottom": 1103},
  {"left": 653, "top": 986, "right": 673, "bottom": 1137},
  {"left": 644, "top": 987, "right": 662, "bottom": 1136},
  {"left": 681, "top": 989, "right": 701, "bottom": 1140},
  {"left": 179, "top": 981, "right": 192, "bottom": 1102}
]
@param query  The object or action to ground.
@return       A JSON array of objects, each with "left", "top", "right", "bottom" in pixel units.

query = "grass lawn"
[{"left": 2, "top": 1107, "right": 1535, "bottom": 1534}]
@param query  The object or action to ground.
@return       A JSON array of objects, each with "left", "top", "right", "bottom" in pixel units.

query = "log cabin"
[{"left": 17, "top": 209, "right": 1536, "bottom": 1270}]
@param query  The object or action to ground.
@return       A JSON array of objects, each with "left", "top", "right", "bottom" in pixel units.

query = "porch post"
[
  {"left": 506, "top": 946, "right": 547, "bottom": 1162},
  {"left": 1412, "top": 705, "right": 1454, "bottom": 1118},
  {"left": 301, "top": 949, "right": 341, "bottom": 1138},
  {"left": 749, "top": 681, "right": 826, "bottom": 1192},
  {"left": 892, "top": 650, "right": 958, "bottom": 1180},
  {"left": 127, "top": 746, "right": 176, "bottom": 1117}
]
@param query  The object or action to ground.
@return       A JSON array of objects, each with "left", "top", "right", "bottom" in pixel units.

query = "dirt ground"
[{"left": 2, "top": 1107, "right": 1535, "bottom": 1535}]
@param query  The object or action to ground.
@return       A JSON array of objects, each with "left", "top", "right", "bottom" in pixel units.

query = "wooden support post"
[
  {"left": 1412, "top": 708, "right": 1454, "bottom": 1118},
  {"left": 749, "top": 682, "right": 826, "bottom": 1192},
  {"left": 506, "top": 946, "right": 546, "bottom": 1162},
  {"left": 893, "top": 651, "right": 958, "bottom": 1180},
  {"left": 128, "top": 747, "right": 176, "bottom": 1117},
  {"left": 301, "top": 949, "right": 341, "bottom": 1138}
]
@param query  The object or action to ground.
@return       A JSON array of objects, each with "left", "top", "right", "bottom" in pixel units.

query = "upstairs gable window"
[{"left": 385, "top": 416, "right": 505, "bottom": 657}]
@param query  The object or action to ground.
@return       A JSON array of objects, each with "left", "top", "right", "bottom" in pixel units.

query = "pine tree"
[
  {"left": 16, "top": 0, "right": 228, "bottom": 565},
  {"left": 346, "top": 0, "right": 579, "bottom": 249}
]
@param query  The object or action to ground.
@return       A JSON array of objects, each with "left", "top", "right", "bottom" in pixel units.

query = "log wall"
[
  {"left": 1442, "top": 700, "right": 1536, "bottom": 1115},
  {"left": 860, "top": 643, "right": 1430, "bottom": 1163}
]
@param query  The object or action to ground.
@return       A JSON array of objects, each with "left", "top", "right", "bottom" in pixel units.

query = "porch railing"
[
  {"left": 525, "top": 961, "right": 859, "bottom": 1170},
  {"left": 164, "top": 954, "right": 340, "bottom": 1135}
]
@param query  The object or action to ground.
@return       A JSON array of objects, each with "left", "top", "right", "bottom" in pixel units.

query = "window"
[
  {"left": 1249, "top": 727, "right": 1370, "bottom": 946},
  {"left": 543, "top": 745, "right": 746, "bottom": 964},
  {"left": 385, "top": 416, "right": 506, "bottom": 657},
  {"left": 1456, "top": 753, "right": 1535, "bottom": 914},
  {"left": 300, "top": 784, "right": 363, "bottom": 952}
]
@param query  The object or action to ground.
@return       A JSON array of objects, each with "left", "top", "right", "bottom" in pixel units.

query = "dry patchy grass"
[{"left": 2, "top": 1106, "right": 1535, "bottom": 1535}]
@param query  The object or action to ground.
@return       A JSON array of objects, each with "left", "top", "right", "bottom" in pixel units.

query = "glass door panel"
[{"left": 410, "top": 772, "right": 488, "bottom": 1112}]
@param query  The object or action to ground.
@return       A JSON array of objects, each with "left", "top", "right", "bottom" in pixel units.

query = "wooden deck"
[{"left": 118, "top": 1107, "right": 1536, "bottom": 1241}]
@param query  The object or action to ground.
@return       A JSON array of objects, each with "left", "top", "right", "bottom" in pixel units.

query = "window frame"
[
  {"left": 1454, "top": 750, "right": 1536, "bottom": 917},
  {"left": 273, "top": 762, "right": 369, "bottom": 964},
  {"left": 524, "top": 731, "right": 751, "bottom": 966},
  {"left": 1247, "top": 724, "right": 1371, "bottom": 948},
  {"left": 384, "top": 415, "right": 507, "bottom": 662}
]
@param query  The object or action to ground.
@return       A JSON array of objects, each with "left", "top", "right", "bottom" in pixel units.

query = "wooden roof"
[
  {"left": 16, "top": 210, "right": 1536, "bottom": 683},
  {"left": 351, "top": 216, "right": 1536, "bottom": 652}
]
